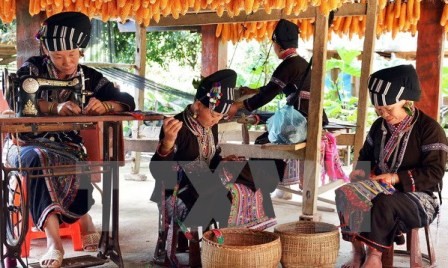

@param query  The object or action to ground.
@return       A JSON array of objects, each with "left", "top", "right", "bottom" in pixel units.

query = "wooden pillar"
[
  {"left": 353, "top": 0, "right": 378, "bottom": 162},
  {"left": 415, "top": 0, "right": 444, "bottom": 121},
  {"left": 130, "top": 24, "right": 147, "bottom": 176},
  {"left": 301, "top": 10, "right": 328, "bottom": 219},
  {"left": 16, "top": 0, "right": 44, "bottom": 67},
  {"left": 201, "top": 25, "right": 227, "bottom": 77}
]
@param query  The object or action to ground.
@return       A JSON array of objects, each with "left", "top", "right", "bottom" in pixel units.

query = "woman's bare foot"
[
  {"left": 361, "top": 248, "right": 383, "bottom": 268},
  {"left": 341, "top": 240, "right": 366, "bottom": 268}
]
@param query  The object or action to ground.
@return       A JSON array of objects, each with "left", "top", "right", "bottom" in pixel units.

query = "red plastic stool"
[{"left": 21, "top": 218, "right": 83, "bottom": 257}]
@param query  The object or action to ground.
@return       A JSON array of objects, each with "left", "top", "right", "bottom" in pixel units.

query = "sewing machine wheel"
[{"left": 5, "top": 172, "right": 28, "bottom": 248}]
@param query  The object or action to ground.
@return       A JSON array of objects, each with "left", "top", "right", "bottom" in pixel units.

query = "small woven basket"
[
  {"left": 201, "top": 228, "right": 281, "bottom": 268},
  {"left": 274, "top": 221, "right": 340, "bottom": 268}
]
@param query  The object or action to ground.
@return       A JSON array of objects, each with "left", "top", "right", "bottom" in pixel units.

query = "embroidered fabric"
[
  {"left": 378, "top": 111, "right": 416, "bottom": 173},
  {"left": 183, "top": 108, "right": 215, "bottom": 164}
]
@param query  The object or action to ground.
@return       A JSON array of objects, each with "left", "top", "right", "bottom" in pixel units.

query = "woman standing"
[
  {"left": 227, "top": 18, "right": 328, "bottom": 123},
  {"left": 335, "top": 65, "right": 447, "bottom": 268}
]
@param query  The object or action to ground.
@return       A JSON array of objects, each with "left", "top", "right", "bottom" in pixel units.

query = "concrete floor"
[{"left": 18, "top": 158, "right": 448, "bottom": 267}]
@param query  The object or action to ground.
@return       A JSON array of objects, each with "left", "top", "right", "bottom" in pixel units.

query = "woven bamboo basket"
[
  {"left": 201, "top": 228, "right": 281, "bottom": 268},
  {"left": 274, "top": 221, "right": 340, "bottom": 268}
]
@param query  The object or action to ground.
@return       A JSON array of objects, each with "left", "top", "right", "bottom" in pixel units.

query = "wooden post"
[
  {"left": 415, "top": 0, "right": 444, "bottom": 121},
  {"left": 353, "top": 0, "right": 378, "bottom": 162},
  {"left": 301, "top": 9, "right": 328, "bottom": 219},
  {"left": 16, "top": 0, "right": 44, "bottom": 67},
  {"left": 130, "top": 24, "right": 147, "bottom": 177},
  {"left": 201, "top": 25, "right": 227, "bottom": 76}
]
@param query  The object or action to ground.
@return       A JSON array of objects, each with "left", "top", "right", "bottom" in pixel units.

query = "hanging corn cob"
[{"left": 0, "top": 0, "right": 434, "bottom": 40}]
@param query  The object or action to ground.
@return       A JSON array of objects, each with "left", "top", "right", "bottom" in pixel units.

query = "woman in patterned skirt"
[
  {"left": 335, "top": 65, "right": 447, "bottom": 268},
  {"left": 150, "top": 69, "right": 277, "bottom": 266},
  {"left": 5, "top": 12, "right": 135, "bottom": 268}
]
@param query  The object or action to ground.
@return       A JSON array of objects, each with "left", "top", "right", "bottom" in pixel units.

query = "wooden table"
[{"left": 0, "top": 113, "right": 163, "bottom": 268}]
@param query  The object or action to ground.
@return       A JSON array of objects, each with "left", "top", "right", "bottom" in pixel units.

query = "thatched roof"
[{"left": 0, "top": 0, "right": 447, "bottom": 43}]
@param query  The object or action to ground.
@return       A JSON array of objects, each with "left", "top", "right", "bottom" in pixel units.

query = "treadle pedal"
[{"left": 28, "top": 254, "right": 108, "bottom": 268}]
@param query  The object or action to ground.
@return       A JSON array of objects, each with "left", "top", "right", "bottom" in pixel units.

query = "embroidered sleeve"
[
  {"left": 422, "top": 143, "right": 448, "bottom": 154},
  {"left": 366, "top": 134, "right": 374, "bottom": 146},
  {"left": 270, "top": 76, "right": 286, "bottom": 88}
]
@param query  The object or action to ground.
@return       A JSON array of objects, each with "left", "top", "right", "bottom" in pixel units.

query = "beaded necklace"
[
  {"left": 46, "top": 60, "right": 78, "bottom": 103},
  {"left": 378, "top": 111, "right": 416, "bottom": 173},
  {"left": 183, "top": 108, "right": 215, "bottom": 164}
]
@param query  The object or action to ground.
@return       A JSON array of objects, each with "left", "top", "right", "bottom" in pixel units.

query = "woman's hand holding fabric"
[
  {"left": 370, "top": 173, "right": 396, "bottom": 185},
  {"left": 57, "top": 101, "right": 81, "bottom": 116},
  {"left": 160, "top": 117, "right": 182, "bottom": 153}
]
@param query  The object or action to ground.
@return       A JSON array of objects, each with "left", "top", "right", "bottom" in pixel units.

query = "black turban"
[
  {"left": 195, "top": 69, "right": 237, "bottom": 115},
  {"left": 36, "top": 12, "right": 91, "bottom": 51},
  {"left": 368, "top": 64, "right": 421, "bottom": 106},
  {"left": 271, "top": 19, "right": 299, "bottom": 49}
]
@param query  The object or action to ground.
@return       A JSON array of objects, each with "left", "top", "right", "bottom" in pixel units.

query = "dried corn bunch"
[
  {"left": 215, "top": 19, "right": 316, "bottom": 44},
  {"left": 375, "top": 0, "right": 421, "bottom": 39},
  {"left": 0, "top": 0, "right": 16, "bottom": 23},
  {"left": 0, "top": 0, "right": 424, "bottom": 38},
  {"left": 329, "top": 15, "right": 366, "bottom": 39},
  {"left": 327, "top": 0, "right": 421, "bottom": 40}
]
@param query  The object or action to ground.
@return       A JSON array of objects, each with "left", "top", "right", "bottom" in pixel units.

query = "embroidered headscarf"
[
  {"left": 368, "top": 64, "right": 421, "bottom": 107},
  {"left": 195, "top": 69, "right": 237, "bottom": 115},
  {"left": 36, "top": 12, "right": 91, "bottom": 51}
]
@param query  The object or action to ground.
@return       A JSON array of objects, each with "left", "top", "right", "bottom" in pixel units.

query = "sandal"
[
  {"left": 39, "top": 249, "right": 64, "bottom": 268},
  {"left": 82, "top": 232, "right": 100, "bottom": 252}
]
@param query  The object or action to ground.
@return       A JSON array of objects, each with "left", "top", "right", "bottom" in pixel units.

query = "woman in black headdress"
[
  {"left": 150, "top": 69, "right": 276, "bottom": 266},
  {"left": 335, "top": 65, "right": 447, "bottom": 267},
  {"left": 5, "top": 12, "right": 135, "bottom": 268},
  {"left": 227, "top": 19, "right": 327, "bottom": 123},
  {"left": 226, "top": 19, "right": 339, "bottom": 197}
]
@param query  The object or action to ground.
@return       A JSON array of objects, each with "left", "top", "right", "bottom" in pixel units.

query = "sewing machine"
[{"left": 2, "top": 69, "right": 93, "bottom": 117}]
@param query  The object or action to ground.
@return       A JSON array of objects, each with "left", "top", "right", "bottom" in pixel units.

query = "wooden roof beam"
[{"left": 151, "top": 3, "right": 367, "bottom": 27}]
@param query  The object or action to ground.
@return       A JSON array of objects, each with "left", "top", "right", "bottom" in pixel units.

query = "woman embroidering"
[
  {"left": 149, "top": 69, "right": 277, "bottom": 266},
  {"left": 335, "top": 65, "right": 447, "bottom": 268}
]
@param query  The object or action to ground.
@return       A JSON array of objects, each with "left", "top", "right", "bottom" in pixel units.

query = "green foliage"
[
  {"left": 441, "top": 66, "right": 448, "bottom": 96},
  {"left": 324, "top": 48, "right": 360, "bottom": 123},
  {"left": 326, "top": 48, "right": 361, "bottom": 77},
  {"left": 111, "top": 23, "right": 201, "bottom": 69},
  {"left": 323, "top": 48, "right": 378, "bottom": 125},
  {"left": 0, "top": 21, "right": 16, "bottom": 44}
]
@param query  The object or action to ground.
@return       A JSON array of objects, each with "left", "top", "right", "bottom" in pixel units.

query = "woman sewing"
[
  {"left": 149, "top": 69, "right": 277, "bottom": 266},
  {"left": 335, "top": 65, "right": 447, "bottom": 268},
  {"left": 5, "top": 12, "right": 135, "bottom": 268}
]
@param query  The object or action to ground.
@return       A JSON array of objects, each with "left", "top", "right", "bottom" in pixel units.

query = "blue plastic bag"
[{"left": 267, "top": 105, "right": 307, "bottom": 144}]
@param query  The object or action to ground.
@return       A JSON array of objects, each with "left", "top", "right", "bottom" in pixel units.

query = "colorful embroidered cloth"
[{"left": 335, "top": 180, "right": 395, "bottom": 234}]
